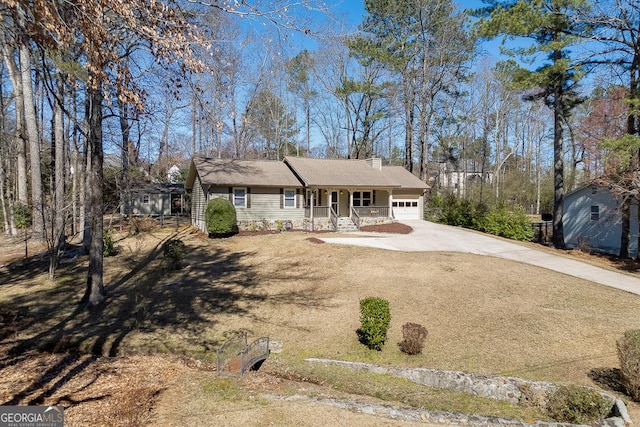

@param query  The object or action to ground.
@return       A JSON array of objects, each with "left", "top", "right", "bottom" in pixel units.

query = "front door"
[{"left": 331, "top": 191, "right": 339, "bottom": 215}]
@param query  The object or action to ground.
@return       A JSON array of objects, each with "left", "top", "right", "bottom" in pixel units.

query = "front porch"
[{"left": 303, "top": 188, "right": 394, "bottom": 231}]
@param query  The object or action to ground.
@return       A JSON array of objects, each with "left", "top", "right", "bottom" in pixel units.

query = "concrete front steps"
[{"left": 336, "top": 217, "right": 359, "bottom": 232}]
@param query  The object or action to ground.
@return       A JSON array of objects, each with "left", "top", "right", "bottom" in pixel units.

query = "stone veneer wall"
[
  {"left": 305, "top": 358, "right": 633, "bottom": 427},
  {"left": 237, "top": 219, "right": 304, "bottom": 231},
  {"left": 359, "top": 217, "right": 394, "bottom": 227},
  {"left": 303, "top": 218, "right": 334, "bottom": 231}
]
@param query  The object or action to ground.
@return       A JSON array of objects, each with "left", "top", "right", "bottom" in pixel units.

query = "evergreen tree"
[
  {"left": 475, "top": 0, "right": 588, "bottom": 249},
  {"left": 348, "top": 0, "right": 474, "bottom": 177},
  {"left": 286, "top": 50, "right": 317, "bottom": 157}
]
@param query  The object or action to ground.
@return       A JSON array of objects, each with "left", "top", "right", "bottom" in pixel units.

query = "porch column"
[
  {"left": 349, "top": 190, "right": 354, "bottom": 215},
  {"left": 310, "top": 190, "right": 314, "bottom": 220},
  {"left": 389, "top": 190, "right": 393, "bottom": 219},
  {"left": 328, "top": 190, "right": 333, "bottom": 214}
]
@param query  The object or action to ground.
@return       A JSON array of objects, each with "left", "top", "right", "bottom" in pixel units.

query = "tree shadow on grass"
[{"left": 0, "top": 227, "right": 331, "bottom": 407}]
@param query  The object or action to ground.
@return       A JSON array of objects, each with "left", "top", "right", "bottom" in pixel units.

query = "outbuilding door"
[{"left": 392, "top": 199, "right": 419, "bottom": 220}]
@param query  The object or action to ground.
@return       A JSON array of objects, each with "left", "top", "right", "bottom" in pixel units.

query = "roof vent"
[{"left": 365, "top": 157, "right": 382, "bottom": 171}]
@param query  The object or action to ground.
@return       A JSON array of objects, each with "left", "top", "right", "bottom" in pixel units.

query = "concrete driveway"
[{"left": 320, "top": 219, "right": 640, "bottom": 297}]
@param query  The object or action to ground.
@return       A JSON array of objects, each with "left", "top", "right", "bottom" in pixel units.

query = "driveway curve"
[{"left": 320, "top": 219, "right": 640, "bottom": 297}]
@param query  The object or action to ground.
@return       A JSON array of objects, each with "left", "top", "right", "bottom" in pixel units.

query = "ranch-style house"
[{"left": 185, "top": 156, "right": 429, "bottom": 232}]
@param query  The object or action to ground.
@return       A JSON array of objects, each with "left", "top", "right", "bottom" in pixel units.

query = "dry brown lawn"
[{"left": 1, "top": 224, "right": 640, "bottom": 425}]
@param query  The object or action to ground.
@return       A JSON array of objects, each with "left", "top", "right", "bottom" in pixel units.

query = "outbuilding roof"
[{"left": 130, "top": 182, "right": 184, "bottom": 194}]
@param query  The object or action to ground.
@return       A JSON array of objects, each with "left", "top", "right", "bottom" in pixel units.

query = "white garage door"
[{"left": 392, "top": 200, "right": 419, "bottom": 220}]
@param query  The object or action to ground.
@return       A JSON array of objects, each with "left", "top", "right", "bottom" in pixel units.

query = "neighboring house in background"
[
  {"left": 167, "top": 165, "right": 182, "bottom": 183},
  {"left": 563, "top": 183, "right": 638, "bottom": 257},
  {"left": 436, "top": 159, "right": 492, "bottom": 195},
  {"left": 122, "top": 183, "right": 185, "bottom": 216},
  {"left": 185, "top": 156, "right": 429, "bottom": 233}
]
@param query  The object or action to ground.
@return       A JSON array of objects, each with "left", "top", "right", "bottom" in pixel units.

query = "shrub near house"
[
  {"left": 206, "top": 198, "right": 238, "bottom": 237},
  {"left": 429, "top": 195, "right": 533, "bottom": 242}
]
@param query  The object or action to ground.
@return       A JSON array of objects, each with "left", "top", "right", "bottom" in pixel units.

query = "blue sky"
[
  {"left": 331, "top": 0, "right": 487, "bottom": 26},
  {"left": 291, "top": 0, "right": 502, "bottom": 61}
]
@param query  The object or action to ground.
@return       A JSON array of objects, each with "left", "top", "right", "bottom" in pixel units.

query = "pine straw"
[{"left": 0, "top": 351, "right": 195, "bottom": 427}]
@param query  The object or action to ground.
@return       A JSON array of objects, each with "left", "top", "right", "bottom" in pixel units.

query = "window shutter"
[
  {"left": 373, "top": 190, "right": 376, "bottom": 204},
  {"left": 228, "top": 187, "right": 233, "bottom": 203},
  {"left": 247, "top": 187, "right": 251, "bottom": 208},
  {"left": 280, "top": 188, "right": 284, "bottom": 209}
]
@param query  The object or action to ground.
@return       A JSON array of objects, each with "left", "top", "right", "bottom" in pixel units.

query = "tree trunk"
[
  {"left": 626, "top": 54, "right": 639, "bottom": 258},
  {"left": 82, "top": 135, "right": 91, "bottom": 250},
  {"left": 20, "top": 41, "right": 45, "bottom": 241},
  {"left": 620, "top": 197, "right": 631, "bottom": 258},
  {"left": 552, "top": 59, "right": 566, "bottom": 250},
  {"left": 49, "top": 77, "right": 66, "bottom": 279},
  {"left": 404, "top": 100, "right": 414, "bottom": 173},
  {"left": 305, "top": 99, "right": 311, "bottom": 157},
  {"left": 82, "top": 83, "right": 106, "bottom": 307},
  {"left": 0, "top": 74, "right": 10, "bottom": 235},
  {"left": 2, "top": 46, "right": 29, "bottom": 204},
  {"left": 118, "top": 98, "right": 131, "bottom": 216}
]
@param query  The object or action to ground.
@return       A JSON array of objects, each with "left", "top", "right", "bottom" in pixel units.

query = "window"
[
  {"left": 142, "top": 194, "right": 150, "bottom": 204},
  {"left": 284, "top": 189, "right": 296, "bottom": 208},
  {"left": 590, "top": 205, "right": 599, "bottom": 221},
  {"left": 233, "top": 187, "right": 246, "bottom": 208},
  {"left": 353, "top": 191, "right": 372, "bottom": 207}
]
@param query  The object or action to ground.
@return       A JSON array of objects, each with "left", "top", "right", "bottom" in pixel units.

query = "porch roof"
[{"left": 284, "top": 157, "right": 429, "bottom": 189}]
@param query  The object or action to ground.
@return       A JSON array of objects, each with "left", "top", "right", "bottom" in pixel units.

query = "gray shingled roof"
[
  {"left": 381, "top": 166, "right": 430, "bottom": 189},
  {"left": 191, "top": 157, "right": 302, "bottom": 187},
  {"left": 130, "top": 182, "right": 184, "bottom": 195},
  {"left": 285, "top": 157, "right": 429, "bottom": 189}
]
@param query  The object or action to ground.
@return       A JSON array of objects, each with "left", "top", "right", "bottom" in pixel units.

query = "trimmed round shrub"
[
  {"left": 205, "top": 198, "right": 238, "bottom": 236},
  {"left": 357, "top": 297, "right": 390, "bottom": 351},
  {"left": 399, "top": 322, "right": 428, "bottom": 355},
  {"left": 617, "top": 329, "right": 640, "bottom": 401},
  {"left": 546, "top": 385, "right": 612, "bottom": 424}
]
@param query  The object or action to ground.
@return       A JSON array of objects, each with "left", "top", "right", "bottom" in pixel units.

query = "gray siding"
[
  {"left": 564, "top": 186, "right": 639, "bottom": 257},
  {"left": 129, "top": 194, "right": 171, "bottom": 216},
  {"left": 191, "top": 176, "right": 208, "bottom": 232},
  {"left": 196, "top": 185, "right": 304, "bottom": 231},
  {"left": 233, "top": 187, "right": 304, "bottom": 222}
]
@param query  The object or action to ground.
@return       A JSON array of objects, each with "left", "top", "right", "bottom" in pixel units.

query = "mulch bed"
[
  {"left": 305, "top": 237, "right": 325, "bottom": 244},
  {"left": 359, "top": 222, "right": 413, "bottom": 234}
]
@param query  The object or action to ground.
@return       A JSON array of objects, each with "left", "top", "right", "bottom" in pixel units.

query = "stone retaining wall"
[{"left": 304, "top": 358, "right": 632, "bottom": 427}]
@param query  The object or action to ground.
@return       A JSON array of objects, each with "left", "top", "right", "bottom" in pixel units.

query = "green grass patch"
[
  {"left": 274, "top": 358, "right": 552, "bottom": 422},
  {"left": 203, "top": 378, "right": 247, "bottom": 402}
]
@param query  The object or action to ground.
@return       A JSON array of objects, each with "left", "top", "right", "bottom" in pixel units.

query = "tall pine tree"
[
  {"left": 475, "top": 0, "right": 588, "bottom": 249},
  {"left": 348, "top": 0, "right": 474, "bottom": 178}
]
